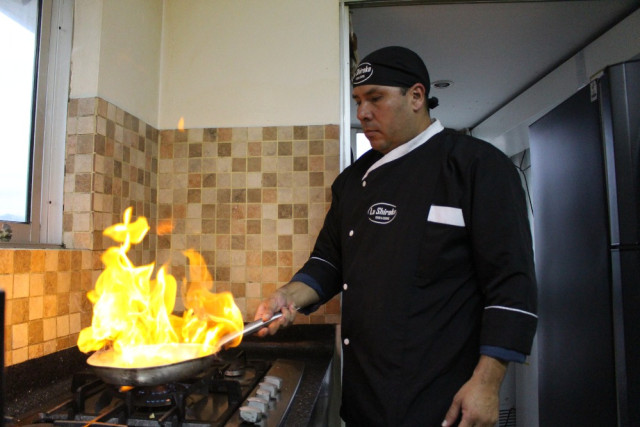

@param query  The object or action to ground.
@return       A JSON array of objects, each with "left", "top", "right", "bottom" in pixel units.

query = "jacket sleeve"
[
  {"left": 466, "top": 144, "right": 538, "bottom": 355},
  {"left": 290, "top": 171, "right": 346, "bottom": 310}
]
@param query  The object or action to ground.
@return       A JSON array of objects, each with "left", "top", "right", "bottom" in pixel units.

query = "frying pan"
[{"left": 87, "top": 313, "right": 283, "bottom": 386}]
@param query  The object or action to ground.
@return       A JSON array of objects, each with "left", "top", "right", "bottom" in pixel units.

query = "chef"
[{"left": 254, "top": 46, "right": 537, "bottom": 427}]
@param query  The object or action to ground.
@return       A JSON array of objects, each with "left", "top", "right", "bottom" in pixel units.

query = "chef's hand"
[
  {"left": 441, "top": 355, "right": 507, "bottom": 427},
  {"left": 254, "top": 281, "right": 320, "bottom": 337},
  {"left": 254, "top": 290, "right": 298, "bottom": 337}
]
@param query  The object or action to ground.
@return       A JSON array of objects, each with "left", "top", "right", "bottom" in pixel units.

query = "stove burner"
[{"left": 130, "top": 383, "right": 187, "bottom": 408}]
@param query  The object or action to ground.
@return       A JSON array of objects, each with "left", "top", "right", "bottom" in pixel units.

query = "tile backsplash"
[{"left": 0, "top": 97, "right": 341, "bottom": 366}]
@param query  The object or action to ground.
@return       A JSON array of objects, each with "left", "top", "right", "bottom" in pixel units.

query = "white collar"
[{"left": 362, "top": 119, "right": 445, "bottom": 180}]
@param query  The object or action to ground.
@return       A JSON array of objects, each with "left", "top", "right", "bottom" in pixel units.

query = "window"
[{"left": 0, "top": 0, "right": 72, "bottom": 246}]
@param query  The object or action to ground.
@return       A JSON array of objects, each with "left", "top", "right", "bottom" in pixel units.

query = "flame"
[
  {"left": 77, "top": 207, "right": 244, "bottom": 365},
  {"left": 177, "top": 116, "right": 185, "bottom": 132},
  {"left": 157, "top": 219, "right": 174, "bottom": 235}
]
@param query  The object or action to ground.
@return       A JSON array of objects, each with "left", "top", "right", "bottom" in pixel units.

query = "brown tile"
[
  {"left": 14, "top": 251, "right": 31, "bottom": 274},
  {"left": 262, "top": 127, "right": 277, "bottom": 141},
  {"left": 31, "top": 251, "right": 45, "bottom": 272},
  {"left": 232, "top": 190, "right": 246, "bottom": 203},
  {"left": 75, "top": 173, "right": 92, "bottom": 192},
  {"left": 28, "top": 319, "right": 43, "bottom": 344},
  {"left": 293, "top": 157, "right": 308, "bottom": 171},
  {"left": 278, "top": 267, "right": 292, "bottom": 283},
  {"left": 294, "top": 219, "right": 308, "bottom": 234},
  {"left": 58, "top": 251, "right": 71, "bottom": 271},
  {"left": 247, "top": 189, "right": 261, "bottom": 203},
  {"left": 278, "top": 141, "right": 292, "bottom": 156},
  {"left": 293, "top": 126, "right": 308, "bottom": 140},
  {"left": 188, "top": 143, "right": 202, "bottom": 158},
  {"left": 325, "top": 125, "right": 339, "bottom": 139},
  {"left": 247, "top": 220, "right": 261, "bottom": 234},
  {"left": 71, "top": 251, "right": 83, "bottom": 271},
  {"left": 232, "top": 158, "right": 246, "bottom": 172},
  {"left": 0, "top": 251, "right": 13, "bottom": 274},
  {"left": 247, "top": 157, "right": 261, "bottom": 172},
  {"left": 293, "top": 204, "right": 308, "bottom": 218},
  {"left": 188, "top": 173, "right": 202, "bottom": 188},
  {"left": 218, "top": 128, "right": 233, "bottom": 142},
  {"left": 278, "top": 251, "right": 293, "bottom": 267},
  {"left": 216, "top": 220, "right": 230, "bottom": 234},
  {"left": 215, "top": 267, "right": 230, "bottom": 281},
  {"left": 202, "top": 219, "right": 216, "bottom": 234},
  {"left": 203, "top": 173, "right": 216, "bottom": 187},
  {"left": 309, "top": 172, "right": 324, "bottom": 187},
  {"left": 217, "top": 189, "right": 231, "bottom": 204},
  {"left": 261, "top": 173, "right": 277, "bottom": 187},
  {"left": 248, "top": 141, "right": 261, "bottom": 156},
  {"left": 231, "top": 236, "right": 245, "bottom": 250},
  {"left": 278, "top": 235, "right": 292, "bottom": 250},
  {"left": 187, "top": 189, "right": 201, "bottom": 203},
  {"left": 262, "top": 189, "right": 277, "bottom": 203},
  {"left": 203, "top": 128, "right": 217, "bottom": 142},
  {"left": 11, "top": 299, "right": 29, "bottom": 324},
  {"left": 309, "top": 140, "right": 324, "bottom": 155},
  {"left": 278, "top": 204, "right": 292, "bottom": 219}
]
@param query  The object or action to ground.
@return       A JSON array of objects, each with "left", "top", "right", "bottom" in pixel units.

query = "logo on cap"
[{"left": 352, "top": 62, "right": 373, "bottom": 85}]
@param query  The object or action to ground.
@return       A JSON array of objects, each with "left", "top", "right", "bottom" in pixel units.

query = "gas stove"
[{"left": 14, "top": 349, "right": 304, "bottom": 426}]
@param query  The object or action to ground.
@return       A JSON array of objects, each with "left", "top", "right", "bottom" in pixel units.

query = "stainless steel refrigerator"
[{"left": 530, "top": 60, "right": 640, "bottom": 427}]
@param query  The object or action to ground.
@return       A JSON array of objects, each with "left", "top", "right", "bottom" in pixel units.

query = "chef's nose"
[{"left": 356, "top": 102, "right": 371, "bottom": 122}]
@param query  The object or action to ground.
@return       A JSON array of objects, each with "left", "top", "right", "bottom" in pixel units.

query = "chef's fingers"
[{"left": 441, "top": 398, "right": 461, "bottom": 427}]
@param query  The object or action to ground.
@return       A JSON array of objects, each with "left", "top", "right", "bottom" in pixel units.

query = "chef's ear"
[{"left": 409, "top": 83, "right": 427, "bottom": 111}]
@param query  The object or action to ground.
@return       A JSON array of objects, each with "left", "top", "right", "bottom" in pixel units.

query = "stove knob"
[
  {"left": 264, "top": 375, "right": 283, "bottom": 390},
  {"left": 247, "top": 396, "right": 269, "bottom": 412},
  {"left": 258, "top": 381, "right": 277, "bottom": 398},
  {"left": 239, "top": 405, "right": 262, "bottom": 423},
  {"left": 256, "top": 388, "right": 271, "bottom": 400}
]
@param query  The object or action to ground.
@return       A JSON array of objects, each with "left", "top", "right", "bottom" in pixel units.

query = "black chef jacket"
[{"left": 293, "top": 124, "right": 537, "bottom": 426}]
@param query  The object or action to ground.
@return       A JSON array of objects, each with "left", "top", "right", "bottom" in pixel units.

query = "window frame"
[{"left": 1, "top": 0, "right": 72, "bottom": 247}]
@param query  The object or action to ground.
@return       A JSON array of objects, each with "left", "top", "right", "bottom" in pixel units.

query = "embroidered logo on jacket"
[{"left": 367, "top": 203, "right": 397, "bottom": 224}]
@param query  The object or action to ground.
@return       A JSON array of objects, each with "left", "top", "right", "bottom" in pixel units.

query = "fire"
[{"left": 77, "top": 207, "right": 244, "bottom": 365}]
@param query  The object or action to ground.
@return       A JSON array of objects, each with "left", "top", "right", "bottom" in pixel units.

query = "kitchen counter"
[{"left": 4, "top": 324, "right": 338, "bottom": 426}]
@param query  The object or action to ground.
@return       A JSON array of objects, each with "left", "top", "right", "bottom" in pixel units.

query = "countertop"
[{"left": 4, "top": 324, "right": 338, "bottom": 426}]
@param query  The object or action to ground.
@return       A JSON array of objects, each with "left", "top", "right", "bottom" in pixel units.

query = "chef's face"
[{"left": 352, "top": 84, "right": 424, "bottom": 154}]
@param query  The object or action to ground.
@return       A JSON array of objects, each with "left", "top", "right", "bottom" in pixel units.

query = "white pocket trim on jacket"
[{"left": 427, "top": 205, "right": 465, "bottom": 227}]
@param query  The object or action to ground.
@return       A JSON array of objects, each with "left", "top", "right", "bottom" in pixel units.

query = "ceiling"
[{"left": 349, "top": 0, "right": 640, "bottom": 131}]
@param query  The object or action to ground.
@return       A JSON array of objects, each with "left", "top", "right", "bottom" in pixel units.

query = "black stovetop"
[{"left": 4, "top": 325, "right": 336, "bottom": 427}]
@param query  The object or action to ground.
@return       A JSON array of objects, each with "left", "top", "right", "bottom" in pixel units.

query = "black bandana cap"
[{"left": 352, "top": 46, "right": 439, "bottom": 109}]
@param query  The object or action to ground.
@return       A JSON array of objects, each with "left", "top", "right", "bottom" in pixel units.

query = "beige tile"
[
  {"left": 13, "top": 274, "right": 29, "bottom": 298},
  {"left": 12, "top": 323, "right": 28, "bottom": 349},
  {"left": 29, "top": 296, "right": 44, "bottom": 320},
  {"left": 57, "top": 315, "right": 70, "bottom": 337},
  {"left": 12, "top": 347, "right": 28, "bottom": 365},
  {"left": 0, "top": 275, "right": 12, "bottom": 298}
]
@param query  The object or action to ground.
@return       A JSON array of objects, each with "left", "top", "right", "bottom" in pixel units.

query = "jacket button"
[
  {"left": 348, "top": 230, "right": 354, "bottom": 237},
  {"left": 343, "top": 338, "right": 350, "bottom": 346},
  {"left": 343, "top": 283, "right": 348, "bottom": 290},
  {"left": 362, "top": 180, "right": 367, "bottom": 187}
]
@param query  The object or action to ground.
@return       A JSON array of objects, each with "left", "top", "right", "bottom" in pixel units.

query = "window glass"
[
  {"left": 0, "top": 0, "right": 39, "bottom": 223},
  {"left": 355, "top": 132, "right": 370, "bottom": 159}
]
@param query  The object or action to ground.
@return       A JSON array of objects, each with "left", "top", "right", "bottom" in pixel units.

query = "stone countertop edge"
[{"left": 4, "top": 324, "right": 338, "bottom": 425}]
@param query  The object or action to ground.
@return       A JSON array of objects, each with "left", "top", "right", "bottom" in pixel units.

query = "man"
[{"left": 254, "top": 46, "right": 537, "bottom": 427}]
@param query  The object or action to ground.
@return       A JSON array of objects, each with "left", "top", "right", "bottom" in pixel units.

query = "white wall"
[
  {"left": 158, "top": 0, "right": 340, "bottom": 130},
  {"left": 70, "top": 0, "right": 162, "bottom": 126},
  {"left": 70, "top": 0, "right": 341, "bottom": 130},
  {"left": 473, "top": 9, "right": 640, "bottom": 157}
]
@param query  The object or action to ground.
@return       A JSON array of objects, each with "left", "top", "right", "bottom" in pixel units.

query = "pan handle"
[{"left": 217, "top": 312, "right": 284, "bottom": 349}]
